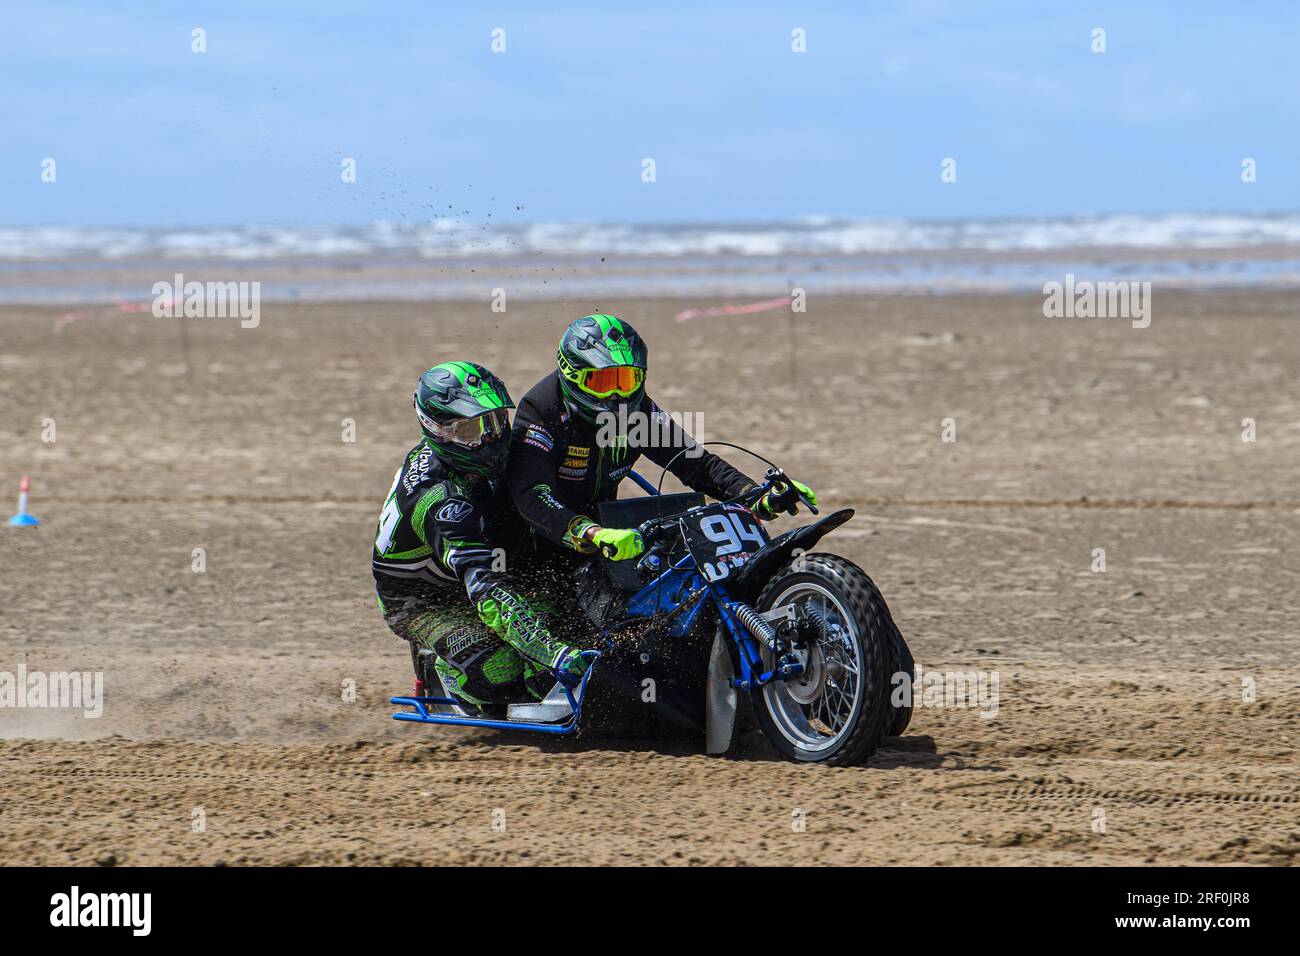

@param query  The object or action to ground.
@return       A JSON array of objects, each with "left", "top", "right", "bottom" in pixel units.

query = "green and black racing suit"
[{"left": 372, "top": 440, "right": 583, "bottom": 707}]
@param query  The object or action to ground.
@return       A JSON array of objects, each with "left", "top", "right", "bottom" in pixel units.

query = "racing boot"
[{"left": 520, "top": 648, "right": 592, "bottom": 699}]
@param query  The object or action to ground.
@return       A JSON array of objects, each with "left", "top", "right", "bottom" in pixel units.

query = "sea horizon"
[{"left": 4, "top": 211, "right": 1300, "bottom": 304}]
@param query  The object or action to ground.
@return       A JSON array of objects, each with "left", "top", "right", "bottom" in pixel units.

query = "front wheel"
[{"left": 752, "top": 553, "right": 902, "bottom": 765}]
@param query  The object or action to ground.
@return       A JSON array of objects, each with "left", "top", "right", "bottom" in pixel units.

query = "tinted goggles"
[
  {"left": 578, "top": 365, "right": 645, "bottom": 398},
  {"left": 423, "top": 408, "right": 510, "bottom": 447}
]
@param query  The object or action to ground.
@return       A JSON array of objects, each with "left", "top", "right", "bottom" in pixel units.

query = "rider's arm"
[
  {"left": 420, "top": 490, "right": 573, "bottom": 670},
  {"left": 506, "top": 404, "right": 599, "bottom": 553},
  {"left": 409, "top": 482, "right": 502, "bottom": 603},
  {"left": 640, "top": 397, "right": 757, "bottom": 500}
]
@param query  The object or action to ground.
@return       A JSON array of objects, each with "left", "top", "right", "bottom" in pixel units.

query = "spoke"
[
  {"left": 829, "top": 681, "right": 852, "bottom": 728},
  {"left": 814, "top": 692, "right": 829, "bottom": 730},
  {"left": 829, "top": 700, "right": 846, "bottom": 732},
  {"left": 823, "top": 696, "right": 839, "bottom": 732},
  {"left": 819, "top": 691, "right": 837, "bottom": 736},
  {"left": 821, "top": 684, "right": 839, "bottom": 730},
  {"left": 831, "top": 685, "right": 849, "bottom": 728}
]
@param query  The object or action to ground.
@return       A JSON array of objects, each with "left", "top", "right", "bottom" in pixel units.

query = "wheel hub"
[{"left": 784, "top": 642, "right": 825, "bottom": 704}]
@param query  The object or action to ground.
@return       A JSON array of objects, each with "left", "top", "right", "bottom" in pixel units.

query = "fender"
[{"left": 730, "top": 508, "right": 855, "bottom": 603}]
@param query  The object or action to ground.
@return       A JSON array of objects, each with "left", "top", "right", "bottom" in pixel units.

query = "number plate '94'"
[{"left": 681, "top": 503, "right": 769, "bottom": 582}]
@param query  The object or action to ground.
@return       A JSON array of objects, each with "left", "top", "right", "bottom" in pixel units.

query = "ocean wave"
[{"left": 3, "top": 213, "right": 1300, "bottom": 262}]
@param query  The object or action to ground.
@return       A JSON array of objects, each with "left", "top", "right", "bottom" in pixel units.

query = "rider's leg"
[
  {"left": 379, "top": 591, "right": 442, "bottom": 693},
  {"left": 429, "top": 625, "right": 528, "bottom": 707},
  {"left": 476, "top": 583, "right": 593, "bottom": 690},
  {"left": 380, "top": 592, "right": 527, "bottom": 707}
]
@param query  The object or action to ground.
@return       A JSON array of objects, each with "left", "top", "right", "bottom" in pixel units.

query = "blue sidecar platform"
[{"left": 390, "top": 651, "right": 599, "bottom": 735}]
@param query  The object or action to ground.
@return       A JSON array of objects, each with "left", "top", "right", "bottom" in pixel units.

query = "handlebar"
[{"left": 633, "top": 466, "right": 817, "bottom": 554}]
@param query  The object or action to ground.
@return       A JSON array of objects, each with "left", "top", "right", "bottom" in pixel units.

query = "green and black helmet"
[
  {"left": 556, "top": 314, "right": 648, "bottom": 424},
  {"left": 413, "top": 361, "right": 514, "bottom": 476}
]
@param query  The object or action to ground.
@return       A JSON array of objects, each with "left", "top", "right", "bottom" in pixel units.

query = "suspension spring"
[
  {"left": 732, "top": 602, "right": 778, "bottom": 650},
  {"left": 800, "top": 602, "right": 831, "bottom": 645}
]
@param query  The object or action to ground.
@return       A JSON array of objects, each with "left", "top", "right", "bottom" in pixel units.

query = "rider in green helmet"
[
  {"left": 507, "top": 314, "right": 817, "bottom": 562},
  {"left": 372, "top": 361, "right": 591, "bottom": 712}
]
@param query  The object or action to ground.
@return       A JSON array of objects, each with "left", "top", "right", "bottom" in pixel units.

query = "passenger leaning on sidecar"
[
  {"left": 507, "top": 313, "right": 818, "bottom": 564},
  {"left": 371, "top": 361, "right": 591, "bottom": 711}
]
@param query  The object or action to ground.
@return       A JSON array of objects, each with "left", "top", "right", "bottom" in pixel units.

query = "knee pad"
[{"left": 433, "top": 626, "right": 525, "bottom": 703}]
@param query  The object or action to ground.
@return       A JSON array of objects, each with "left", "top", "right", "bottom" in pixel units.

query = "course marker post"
[{"left": 9, "top": 476, "right": 42, "bottom": 527}]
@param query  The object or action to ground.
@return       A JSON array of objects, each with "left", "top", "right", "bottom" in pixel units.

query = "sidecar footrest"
[
  {"left": 389, "top": 652, "right": 600, "bottom": 735},
  {"left": 507, "top": 682, "right": 576, "bottom": 723}
]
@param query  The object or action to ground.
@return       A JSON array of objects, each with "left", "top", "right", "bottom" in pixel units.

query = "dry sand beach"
[{"left": 2, "top": 292, "right": 1298, "bottom": 865}]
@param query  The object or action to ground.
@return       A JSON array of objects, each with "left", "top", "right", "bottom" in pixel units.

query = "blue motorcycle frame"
[{"left": 391, "top": 470, "right": 850, "bottom": 735}]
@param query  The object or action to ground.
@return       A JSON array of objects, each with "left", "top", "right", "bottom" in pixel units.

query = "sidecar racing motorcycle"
[{"left": 392, "top": 449, "right": 915, "bottom": 766}]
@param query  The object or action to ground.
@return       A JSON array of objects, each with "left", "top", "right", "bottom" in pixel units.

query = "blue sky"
[{"left": 3, "top": 1, "right": 1296, "bottom": 225}]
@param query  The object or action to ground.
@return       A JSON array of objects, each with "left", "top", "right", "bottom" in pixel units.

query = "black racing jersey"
[
  {"left": 507, "top": 372, "right": 757, "bottom": 552},
  {"left": 371, "top": 441, "right": 524, "bottom": 604}
]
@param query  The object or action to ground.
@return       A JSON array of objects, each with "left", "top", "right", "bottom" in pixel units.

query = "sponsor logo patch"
[
  {"left": 524, "top": 425, "right": 554, "bottom": 452},
  {"left": 532, "top": 484, "right": 566, "bottom": 510},
  {"left": 436, "top": 500, "right": 473, "bottom": 523},
  {"left": 403, "top": 444, "right": 435, "bottom": 493}
]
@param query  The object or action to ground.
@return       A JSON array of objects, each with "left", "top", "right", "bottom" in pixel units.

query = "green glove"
[
  {"left": 755, "top": 479, "right": 817, "bottom": 519},
  {"left": 591, "top": 527, "right": 645, "bottom": 561}
]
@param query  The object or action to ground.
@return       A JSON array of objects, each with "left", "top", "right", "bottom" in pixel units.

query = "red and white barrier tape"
[{"left": 675, "top": 296, "right": 792, "bottom": 323}]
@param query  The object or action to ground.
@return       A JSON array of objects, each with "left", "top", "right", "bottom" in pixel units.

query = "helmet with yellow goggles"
[
  {"left": 557, "top": 314, "right": 649, "bottom": 423},
  {"left": 413, "top": 361, "right": 515, "bottom": 477}
]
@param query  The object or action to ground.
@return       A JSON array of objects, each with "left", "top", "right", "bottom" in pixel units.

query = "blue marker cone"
[{"left": 9, "top": 476, "right": 42, "bottom": 526}]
